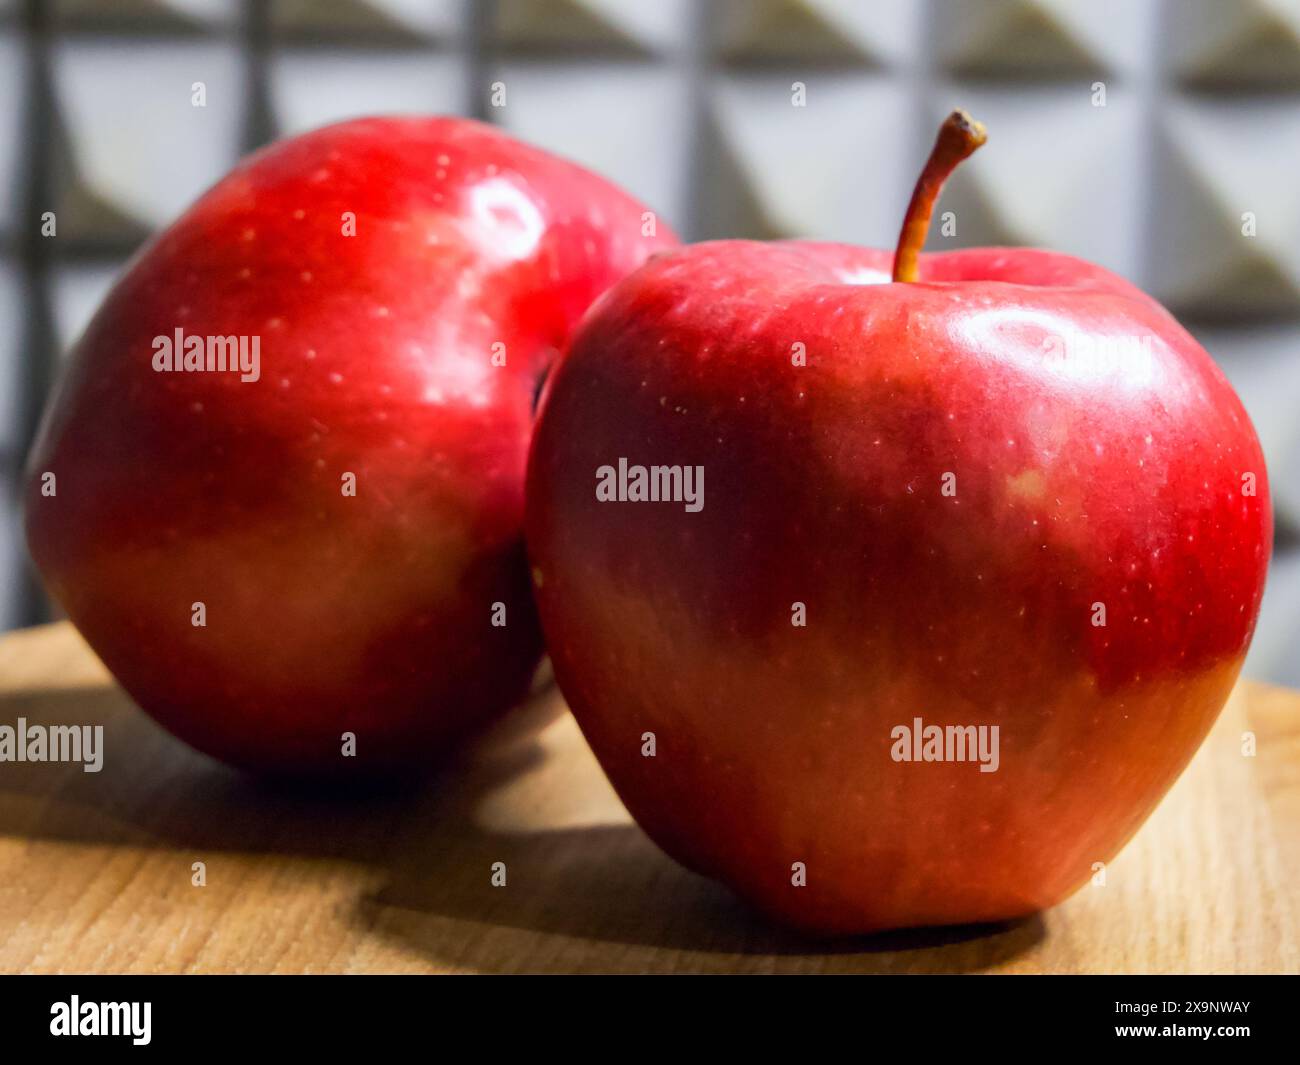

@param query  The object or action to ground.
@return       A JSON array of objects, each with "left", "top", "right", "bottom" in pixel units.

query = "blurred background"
[{"left": 0, "top": 0, "right": 1297, "bottom": 682}]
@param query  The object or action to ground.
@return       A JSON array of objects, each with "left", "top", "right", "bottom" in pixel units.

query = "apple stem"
[{"left": 891, "top": 111, "right": 987, "bottom": 284}]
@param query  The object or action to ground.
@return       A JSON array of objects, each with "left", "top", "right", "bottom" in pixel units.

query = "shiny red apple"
[
  {"left": 25, "top": 116, "right": 676, "bottom": 775},
  {"left": 526, "top": 113, "right": 1271, "bottom": 933}
]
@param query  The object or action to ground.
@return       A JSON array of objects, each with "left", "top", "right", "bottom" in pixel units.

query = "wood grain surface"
[{"left": 0, "top": 621, "right": 1296, "bottom": 974}]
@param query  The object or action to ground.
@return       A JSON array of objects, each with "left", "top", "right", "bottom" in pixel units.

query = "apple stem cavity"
[{"left": 891, "top": 111, "right": 987, "bottom": 284}]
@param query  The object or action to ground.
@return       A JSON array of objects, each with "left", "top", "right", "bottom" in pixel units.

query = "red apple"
[
  {"left": 25, "top": 116, "right": 676, "bottom": 775},
  {"left": 526, "top": 113, "right": 1271, "bottom": 933}
]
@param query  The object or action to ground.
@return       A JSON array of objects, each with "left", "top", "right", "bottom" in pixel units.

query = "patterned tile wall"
[{"left": 1, "top": 0, "right": 1298, "bottom": 681}]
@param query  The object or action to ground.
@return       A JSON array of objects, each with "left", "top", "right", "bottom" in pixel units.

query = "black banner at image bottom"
[{"left": 0, "top": 974, "right": 1289, "bottom": 1052}]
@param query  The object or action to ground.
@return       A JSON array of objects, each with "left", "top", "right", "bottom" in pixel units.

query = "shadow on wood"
[{"left": 0, "top": 677, "right": 1043, "bottom": 973}]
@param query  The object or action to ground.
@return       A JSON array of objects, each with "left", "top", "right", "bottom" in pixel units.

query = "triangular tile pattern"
[
  {"left": 49, "top": 42, "right": 244, "bottom": 243},
  {"left": 0, "top": 259, "right": 21, "bottom": 454},
  {"left": 1200, "top": 323, "right": 1300, "bottom": 530},
  {"left": 270, "top": 0, "right": 459, "bottom": 44},
  {"left": 0, "top": 483, "right": 25, "bottom": 628},
  {"left": 1034, "top": 0, "right": 1156, "bottom": 77},
  {"left": 922, "top": 89, "right": 1144, "bottom": 282},
  {"left": 702, "top": 74, "right": 910, "bottom": 246},
  {"left": 490, "top": 60, "right": 690, "bottom": 230},
  {"left": 1167, "top": 0, "right": 1300, "bottom": 88},
  {"left": 713, "top": 0, "right": 917, "bottom": 66},
  {"left": 1244, "top": 550, "right": 1300, "bottom": 685},
  {"left": 51, "top": 260, "right": 126, "bottom": 356},
  {"left": 0, "top": 36, "right": 25, "bottom": 242},
  {"left": 934, "top": 0, "right": 1119, "bottom": 78},
  {"left": 1148, "top": 101, "right": 1300, "bottom": 319},
  {"left": 271, "top": 52, "right": 468, "bottom": 138},
  {"left": 52, "top": 0, "right": 237, "bottom": 33},
  {"left": 4, "top": 0, "right": 1300, "bottom": 680},
  {"left": 917, "top": 165, "right": 1023, "bottom": 254},
  {"left": 492, "top": 0, "right": 642, "bottom": 54},
  {"left": 492, "top": 0, "right": 685, "bottom": 55},
  {"left": 696, "top": 108, "right": 790, "bottom": 241},
  {"left": 49, "top": 136, "right": 150, "bottom": 249}
]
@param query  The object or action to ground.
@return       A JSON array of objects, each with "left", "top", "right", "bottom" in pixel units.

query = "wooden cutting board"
[{"left": 0, "top": 621, "right": 1296, "bottom": 974}]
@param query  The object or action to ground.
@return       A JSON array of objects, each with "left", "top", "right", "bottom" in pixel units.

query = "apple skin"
[
  {"left": 526, "top": 240, "right": 1272, "bottom": 934},
  {"left": 25, "top": 116, "right": 676, "bottom": 776}
]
